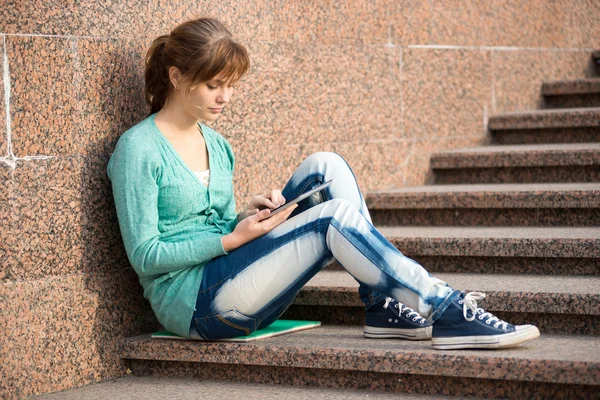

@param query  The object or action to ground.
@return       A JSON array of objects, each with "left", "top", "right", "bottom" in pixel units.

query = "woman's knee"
[
  {"left": 321, "top": 198, "right": 368, "bottom": 229},
  {"left": 304, "top": 151, "right": 349, "bottom": 171},
  {"left": 323, "top": 197, "right": 355, "bottom": 214}
]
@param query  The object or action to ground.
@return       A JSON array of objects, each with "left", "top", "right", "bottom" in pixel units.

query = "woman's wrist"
[{"left": 221, "top": 232, "right": 244, "bottom": 252}]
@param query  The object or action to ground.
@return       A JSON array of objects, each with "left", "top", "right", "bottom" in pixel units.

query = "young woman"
[{"left": 107, "top": 17, "right": 540, "bottom": 350}]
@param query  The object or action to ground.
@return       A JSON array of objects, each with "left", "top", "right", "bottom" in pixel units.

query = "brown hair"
[{"left": 144, "top": 17, "right": 250, "bottom": 115}]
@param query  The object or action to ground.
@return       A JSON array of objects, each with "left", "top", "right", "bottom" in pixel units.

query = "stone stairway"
[{"left": 113, "top": 61, "right": 600, "bottom": 399}]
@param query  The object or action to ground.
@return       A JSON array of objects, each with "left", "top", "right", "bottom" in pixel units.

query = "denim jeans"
[{"left": 189, "top": 152, "right": 459, "bottom": 340}]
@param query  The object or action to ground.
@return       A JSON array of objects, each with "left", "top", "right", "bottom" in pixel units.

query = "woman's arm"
[{"left": 107, "top": 136, "right": 228, "bottom": 278}]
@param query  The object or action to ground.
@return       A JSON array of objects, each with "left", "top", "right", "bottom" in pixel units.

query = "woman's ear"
[{"left": 168, "top": 66, "right": 183, "bottom": 90}]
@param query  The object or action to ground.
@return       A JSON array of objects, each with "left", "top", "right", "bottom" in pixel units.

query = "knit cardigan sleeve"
[
  {"left": 218, "top": 133, "right": 240, "bottom": 233},
  {"left": 107, "top": 134, "right": 228, "bottom": 278}
]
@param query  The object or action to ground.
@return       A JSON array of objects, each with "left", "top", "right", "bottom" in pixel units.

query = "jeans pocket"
[{"left": 193, "top": 308, "right": 259, "bottom": 340}]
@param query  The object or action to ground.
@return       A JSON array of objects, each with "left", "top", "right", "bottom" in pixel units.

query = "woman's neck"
[{"left": 155, "top": 104, "right": 201, "bottom": 137}]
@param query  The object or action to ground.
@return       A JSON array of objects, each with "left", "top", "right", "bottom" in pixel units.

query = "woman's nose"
[{"left": 218, "top": 88, "right": 232, "bottom": 103}]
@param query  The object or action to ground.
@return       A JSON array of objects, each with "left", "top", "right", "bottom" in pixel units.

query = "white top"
[{"left": 193, "top": 169, "right": 210, "bottom": 187}]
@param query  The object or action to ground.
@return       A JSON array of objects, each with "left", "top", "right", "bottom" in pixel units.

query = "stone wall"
[{"left": 1, "top": 1, "right": 597, "bottom": 398}]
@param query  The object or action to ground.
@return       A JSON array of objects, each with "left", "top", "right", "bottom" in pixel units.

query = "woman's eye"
[{"left": 207, "top": 84, "right": 218, "bottom": 89}]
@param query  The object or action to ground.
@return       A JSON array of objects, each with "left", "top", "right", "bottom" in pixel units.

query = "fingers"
[
  {"left": 267, "top": 189, "right": 286, "bottom": 208},
  {"left": 249, "top": 190, "right": 286, "bottom": 211},
  {"left": 252, "top": 208, "right": 272, "bottom": 222},
  {"left": 253, "top": 194, "right": 278, "bottom": 210}
]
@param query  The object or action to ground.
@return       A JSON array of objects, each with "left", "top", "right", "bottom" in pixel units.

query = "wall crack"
[
  {"left": 1, "top": 36, "right": 56, "bottom": 170},
  {"left": 3, "top": 34, "right": 12, "bottom": 165}
]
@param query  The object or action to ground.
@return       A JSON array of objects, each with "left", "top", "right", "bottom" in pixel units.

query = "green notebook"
[{"left": 151, "top": 319, "right": 321, "bottom": 342}]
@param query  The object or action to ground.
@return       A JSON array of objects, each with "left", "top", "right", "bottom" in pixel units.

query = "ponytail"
[{"left": 144, "top": 35, "right": 170, "bottom": 115}]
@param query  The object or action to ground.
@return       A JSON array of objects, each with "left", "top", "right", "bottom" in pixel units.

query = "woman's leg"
[
  {"left": 280, "top": 152, "right": 433, "bottom": 340},
  {"left": 190, "top": 196, "right": 457, "bottom": 340},
  {"left": 279, "top": 151, "right": 388, "bottom": 309},
  {"left": 190, "top": 151, "right": 458, "bottom": 339}
]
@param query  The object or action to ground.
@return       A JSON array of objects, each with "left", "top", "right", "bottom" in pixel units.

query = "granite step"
[
  {"left": 541, "top": 79, "right": 600, "bottom": 109},
  {"left": 542, "top": 79, "right": 600, "bottom": 97},
  {"left": 284, "top": 271, "right": 600, "bottom": 335},
  {"left": 365, "top": 183, "right": 600, "bottom": 226},
  {"left": 34, "top": 376, "right": 452, "bottom": 400},
  {"left": 489, "top": 108, "right": 600, "bottom": 144},
  {"left": 326, "top": 226, "right": 600, "bottom": 275},
  {"left": 120, "top": 327, "right": 599, "bottom": 399},
  {"left": 376, "top": 226, "right": 600, "bottom": 259},
  {"left": 431, "top": 143, "right": 600, "bottom": 184}
]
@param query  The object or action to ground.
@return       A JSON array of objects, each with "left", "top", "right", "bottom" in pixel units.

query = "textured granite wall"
[{"left": 0, "top": 0, "right": 597, "bottom": 398}]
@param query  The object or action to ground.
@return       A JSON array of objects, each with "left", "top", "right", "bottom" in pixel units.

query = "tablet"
[{"left": 263, "top": 180, "right": 333, "bottom": 219}]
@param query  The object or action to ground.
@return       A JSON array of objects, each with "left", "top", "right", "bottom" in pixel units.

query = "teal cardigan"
[{"left": 107, "top": 112, "right": 239, "bottom": 337}]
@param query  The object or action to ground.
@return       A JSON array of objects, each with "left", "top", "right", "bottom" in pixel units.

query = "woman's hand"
[
  {"left": 238, "top": 189, "right": 286, "bottom": 221},
  {"left": 222, "top": 203, "right": 298, "bottom": 251}
]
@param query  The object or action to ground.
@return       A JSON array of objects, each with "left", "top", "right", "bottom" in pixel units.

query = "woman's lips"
[{"left": 209, "top": 108, "right": 223, "bottom": 113}]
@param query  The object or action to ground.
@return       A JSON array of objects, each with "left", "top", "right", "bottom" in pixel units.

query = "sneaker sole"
[
  {"left": 364, "top": 326, "right": 432, "bottom": 340},
  {"left": 431, "top": 325, "right": 540, "bottom": 350}
]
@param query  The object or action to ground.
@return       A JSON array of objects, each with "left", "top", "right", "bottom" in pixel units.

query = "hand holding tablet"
[
  {"left": 262, "top": 180, "right": 333, "bottom": 219},
  {"left": 223, "top": 180, "right": 334, "bottom": 252}
]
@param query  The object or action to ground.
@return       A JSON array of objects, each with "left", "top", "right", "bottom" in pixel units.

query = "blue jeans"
[{"left": 189, "top": 152, "right": 459, "bottom": 340}]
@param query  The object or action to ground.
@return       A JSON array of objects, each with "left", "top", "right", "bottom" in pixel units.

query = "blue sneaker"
[
  {"left": 432, "top": 291, "right": 540, "bottom": 350},
  {"left": 364, "top": 297, "right": 432, "bottom": 340}
]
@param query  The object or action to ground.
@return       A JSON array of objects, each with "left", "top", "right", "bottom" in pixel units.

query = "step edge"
[
  {"left": 384, "top": 236, "right": 600, "bottom": 258},
  {"left": 541, "top": 79, "right": 600, "bottom": 95},
  {"left": 364, "top": 190, "right": 600, "bottom": 209},
  {"left": 431, "top": 143, "right": 600, "bottom": 158},
  {"left": 119, "top": 334, "right": 600, "bottom": 386},
  {"left": 489, "top": 116, "right": 600, "bottom": 130},
  {"left": 489, "top": 107, "right": 600, "bottom": 118},
  {"left": 295, "top": 286, "right": 600, "bottom": 315}
]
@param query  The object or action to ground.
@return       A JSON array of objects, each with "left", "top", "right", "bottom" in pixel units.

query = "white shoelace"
[
  {"left": 459, "top": 292, "right": 509, "bottom": 330},
  {"left": 383, "top": 297, "right": 426, "bottom": 324}
]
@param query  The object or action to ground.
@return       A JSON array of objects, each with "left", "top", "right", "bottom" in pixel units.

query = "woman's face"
[{"left": 181, "top": 73, "right": 235, "bottom": 122}]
